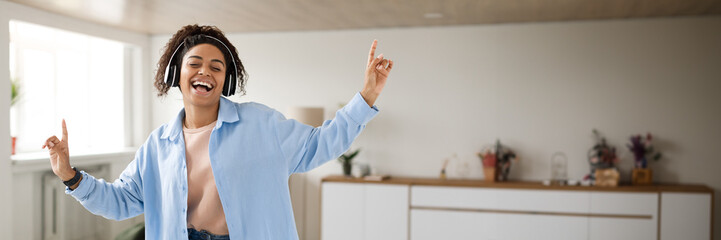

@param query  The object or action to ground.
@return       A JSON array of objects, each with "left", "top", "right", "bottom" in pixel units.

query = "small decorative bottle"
[{"left": 440, "top": 158, "right": 449, "bottom": 180}]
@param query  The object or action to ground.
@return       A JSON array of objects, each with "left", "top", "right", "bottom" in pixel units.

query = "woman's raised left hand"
[{"left": 361, "top": 40, "right": 393, "bottom": 107}]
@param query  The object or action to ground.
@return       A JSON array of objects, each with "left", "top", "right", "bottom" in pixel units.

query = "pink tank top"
[{"left": 183, "top": 121, "right": 228, "bottom": 235}]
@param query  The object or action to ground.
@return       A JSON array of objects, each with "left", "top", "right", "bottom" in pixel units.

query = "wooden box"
[
  {"left": 632, "top": 168, "right": 653, "bottom": 185},
  {"left": 594, "top": 168, "right": 620, "bottom": 187}
]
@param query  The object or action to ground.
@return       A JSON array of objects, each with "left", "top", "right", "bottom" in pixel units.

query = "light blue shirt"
[{"left": 66, "top": 92, "right": 378, "bottom": 239}]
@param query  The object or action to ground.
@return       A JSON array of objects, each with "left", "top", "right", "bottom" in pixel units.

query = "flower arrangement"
[
  {"left": 627, "top": 133, "right": 662, "bottom": 169},
  {"left": 477, "top": 140, "right": 517, "bottom": 182},
  {"left": 586, "top": 129, "right": 619, "bottom": 181}
]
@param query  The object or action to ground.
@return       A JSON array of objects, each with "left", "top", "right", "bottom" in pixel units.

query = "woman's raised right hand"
[{"left": 43, "top": 119, "right": 75, "bottom": 182}]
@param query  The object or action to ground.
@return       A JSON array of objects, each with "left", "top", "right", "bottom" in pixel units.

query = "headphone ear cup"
[
  {"left": 223, "top": 74, "right": 235, "bottom": 96},
  {"left": 229, "top": 75, "right": 236, "bottom": 95},
  {"left": 165, "top": 65, "right": 180, "bottom": 87},
  {"left": 173, "top": 65, "right": 180, "bottom": 87},
  {"left": 164, "top": 65, "right": 172, "bottom": 86}
]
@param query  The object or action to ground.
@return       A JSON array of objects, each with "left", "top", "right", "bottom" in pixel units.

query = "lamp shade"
[{"left": 285, "top": 107, "right": 324, "bottom": 127}]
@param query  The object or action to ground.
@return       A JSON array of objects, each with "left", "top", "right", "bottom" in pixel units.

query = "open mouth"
[{"left": 191, "top": 80, "right": 215, "bottom": 93}]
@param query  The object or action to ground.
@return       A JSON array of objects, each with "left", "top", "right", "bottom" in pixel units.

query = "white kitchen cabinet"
[
  {"left": 321, "top": 176, "right": 713, "bottom": 240},
  {"left": 321, "top": 182, "right": 409, "bottom": 240},
  {"left": 660, "top": 192, "right": 712, "bottom": 240}
]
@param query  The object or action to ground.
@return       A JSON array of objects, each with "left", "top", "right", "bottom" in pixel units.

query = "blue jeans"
[{"left": 188, "top": 228, "right": 230, "bottom": 240}]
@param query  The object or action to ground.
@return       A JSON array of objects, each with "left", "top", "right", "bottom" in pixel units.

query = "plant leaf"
[
  {"left": 11, "top": 79, "right": 19, "bottom": 106},
  {"left": 346, "top": 149, "right": 360, "bottom": 160}
]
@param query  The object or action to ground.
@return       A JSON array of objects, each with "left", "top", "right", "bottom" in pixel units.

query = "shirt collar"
[{"left": 160, "top": 96, "right": 240, "bottom": 141}]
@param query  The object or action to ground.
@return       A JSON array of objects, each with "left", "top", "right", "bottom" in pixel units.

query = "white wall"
[
  {"left": 151, "top": 16, "right": 721, "bottom": 239},
  {"left": 0, "top": 1, "right": 152, "bottom": 239},
  {"left": 0, "top": 4, "right": 12, "bottom": 239}
]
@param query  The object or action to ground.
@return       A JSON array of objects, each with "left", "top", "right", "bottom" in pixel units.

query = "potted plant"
[
  {"left": 628, "top": 133, "right": 662, "bottom": 185},
  {"left": 586, "top": 129, "right": 620, "bottom": 186},
  {"left": 478, "top": 149, "right": 498, "bottom": 182},
  {"left": 477, "top": 140, "right": 517, "bottom": 182},
  {"left": 338, "top": 149, "right": 360, "bottom": 177},
  {"left": 10, "top": 78, "right": 20, "bottom": 155}
]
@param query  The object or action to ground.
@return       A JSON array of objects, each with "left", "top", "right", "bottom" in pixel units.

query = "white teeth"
[{"left": 192, "top": 81, "right": 213, "bottom": 89}]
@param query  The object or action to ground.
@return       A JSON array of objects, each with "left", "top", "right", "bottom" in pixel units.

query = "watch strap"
[{"left": 63, "top": 167, "right": 82, "bottom": 187}]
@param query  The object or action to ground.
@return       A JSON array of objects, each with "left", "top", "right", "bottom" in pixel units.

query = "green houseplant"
[
  {"left": 11, "top": 79, "right": 20, "bottom": 106},
  {"left": 337, "top": 149, "right": 360, "bottom": 177}
]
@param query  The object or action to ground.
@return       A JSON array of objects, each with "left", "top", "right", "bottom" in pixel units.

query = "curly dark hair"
[{"left": 154, "top": 24, "right": 247, "bottom": 97}]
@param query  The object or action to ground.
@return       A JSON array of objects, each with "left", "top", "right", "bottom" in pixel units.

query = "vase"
[
  {"left": 342, "top": 162, "right": 352, "bottom": 177},
  {"left": 632, "top": 168, "right": 653, "bottom": 185}
]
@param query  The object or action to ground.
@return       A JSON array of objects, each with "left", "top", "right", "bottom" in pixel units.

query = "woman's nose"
[{"left": 198, "top": 65, "right": 209, "bottom": 76}]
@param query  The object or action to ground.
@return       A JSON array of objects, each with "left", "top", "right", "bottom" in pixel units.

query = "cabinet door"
[
  {"left": 411, "top": 209, "right": 499, "bottom": 240},
  {"left": 496, "top": 213, "right": 588, "bottom": 240},
  {"left": 412, "top": 186, "right": 590, "bottom": 214},
  {"left": 410, "top": 209, "right": 588, "bottom": 240},
  {"left": 660, "top": 193, "right": 712, "bottom": 240},
  {"left": 322, "top": 182, "right": 410, "bottom": 240},
  {"left": 589, "top": 192, "right": 658, "bottom": 240},
  {"left": 321, "top": 182, "right": 364, "bottom": 240},
  {"left": 364, "top": 184, "right": 409, "bottom": 240},
  {"left": 589, "top": 217, "right": 656, "bottom": 240}
]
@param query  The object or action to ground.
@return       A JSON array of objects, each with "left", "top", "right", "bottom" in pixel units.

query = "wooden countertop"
[{"left": 322, "top": 175, "right": 714, "bottom": 193}]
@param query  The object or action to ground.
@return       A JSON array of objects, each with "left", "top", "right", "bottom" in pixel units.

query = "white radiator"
[{"left": 42, "top": 165, "right": 111, "bottom": 240}]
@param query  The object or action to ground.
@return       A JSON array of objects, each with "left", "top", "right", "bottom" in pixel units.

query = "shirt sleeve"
[
  {"left": 65, "top": 148, "right": 145, "bottom": 221},
  {"left": 274, "top": 92, "right": 379, "bottom": 174}
]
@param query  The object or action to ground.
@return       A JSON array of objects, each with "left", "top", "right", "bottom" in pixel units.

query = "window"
[{"left": 9, "top": 20, "right": 128, "bottom": 154}]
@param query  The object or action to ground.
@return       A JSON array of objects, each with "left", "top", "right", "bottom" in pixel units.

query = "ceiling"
[{"left": 9, "top": 0, "right": 721, "bottom": 34}]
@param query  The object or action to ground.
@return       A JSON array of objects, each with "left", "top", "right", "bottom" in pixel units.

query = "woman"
[{"left": 43, "top": 24, "right": 393, "bottom": 239}]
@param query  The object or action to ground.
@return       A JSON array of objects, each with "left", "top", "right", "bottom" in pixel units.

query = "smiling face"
[{"left": 179, "top": 43, "right": 227, "bottom": 108}]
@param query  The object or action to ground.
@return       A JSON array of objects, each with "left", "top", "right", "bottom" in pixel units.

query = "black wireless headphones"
[{"left": 164, "top": 34, "right": 238, "bottom": 96}]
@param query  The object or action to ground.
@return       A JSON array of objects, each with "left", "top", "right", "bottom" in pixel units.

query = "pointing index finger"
[
  {"left": 62, "top": 119, "right": 68, "bottom": 142},
  {"left": 367, "top": 39, "right": 377, "bottom": 66}
]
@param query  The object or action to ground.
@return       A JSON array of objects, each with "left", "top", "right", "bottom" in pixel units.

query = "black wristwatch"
[{"left": 63, "top": 167, "right": 82, "bottom": 187}]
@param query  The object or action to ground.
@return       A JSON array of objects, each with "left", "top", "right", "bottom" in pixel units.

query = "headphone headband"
[{"left": 163, "top": 34, "right": 239, "bottom": 96}]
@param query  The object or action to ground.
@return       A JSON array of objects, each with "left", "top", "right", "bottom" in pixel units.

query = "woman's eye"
[
  {"left": 189, "top": 63, "right": 200, "bottom": 67},
  {"left": 212, "top": 67, "right": 221, "bottom": 71}
]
